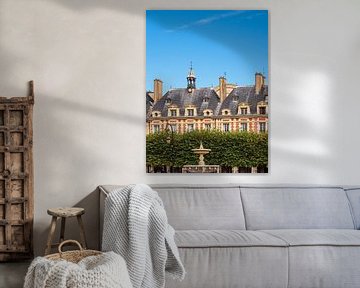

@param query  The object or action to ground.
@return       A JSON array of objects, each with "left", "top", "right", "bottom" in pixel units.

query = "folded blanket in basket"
[
  {"left": 102, "top": 184, "right": 185, "bottom": 288},
  {"left": 24, "top": 251, "right": 132, "bottom": 288}
]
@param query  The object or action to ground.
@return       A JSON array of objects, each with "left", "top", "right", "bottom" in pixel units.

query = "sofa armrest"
[{"left": 98, "top": 186, "right": 109, "bottom": 250}]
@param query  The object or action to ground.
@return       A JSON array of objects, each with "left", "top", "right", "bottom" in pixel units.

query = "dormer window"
[
  {"left": 170, "top": 109, "right": 177, "bottom": 117},
  {"left": 258, "top": 106, "right": 267, "bottom": 115},
  {"left": 168, "top": 108, "right": 179, "bottom": 117},
  {"left": 222, "top": 109, "right": 231, "bottom": 116},
  {"left": 238, "top": 103, "right": 249, "bottom": 115},
  {"left": 203, "top": 97, "right": 209, "bottom": 103},
  {"left": 233, "top": 96, "right": 239, "bottom": 101},
  {"left": 203, "top": 109, "right": 213, "bottom": 116},
  {"left": 185, "top": 106, "right": 196, "bottom": 117},
  {"left": 166, "top": 98, "right": 171, "bottom": 105},
  {"left": 257, "top": 102, "right": 268, "bottom": 115},
  {"left": 152, "top": 111, "right": 161, "bottom": 117}
]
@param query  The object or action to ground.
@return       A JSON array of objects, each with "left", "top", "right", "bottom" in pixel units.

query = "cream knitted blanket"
[
  {"left": 24, "top": 251, "right": 132, "bottom": 288},
  {"left": 102, "top": 184, "right": 185, "bottom": 288}
]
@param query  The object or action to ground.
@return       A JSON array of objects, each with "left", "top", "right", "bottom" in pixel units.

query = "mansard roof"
[
  {"left": 152, "top": 87, "right": 220, "bottom": 117},
  {"left": 147, "top": 83, "right": 268, "bottom": 118},
  {"left": 146, "top": 92, "right": 154, "bottom": 118},
  {"left": 220, "top": 85, "right": 268, "bottom": 115}
]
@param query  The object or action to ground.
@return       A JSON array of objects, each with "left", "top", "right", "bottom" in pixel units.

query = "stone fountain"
[{"left": 182, "top": 142, "right": 220, "bottom": 173}]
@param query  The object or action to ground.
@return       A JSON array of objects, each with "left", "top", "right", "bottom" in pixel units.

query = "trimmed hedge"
[{"left": 146, "top": 130, "right": 268, "bottom": 168}]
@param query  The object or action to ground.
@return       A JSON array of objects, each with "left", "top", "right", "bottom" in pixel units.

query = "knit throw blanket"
[
  {"left": 24, "top": 251, "right": 132, "bottom": 288},
  {"left": 102, "top": 184, "right": 185, "bottom": 288}
]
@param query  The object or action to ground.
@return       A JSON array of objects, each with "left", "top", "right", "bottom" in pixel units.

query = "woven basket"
[{"left": 45, "top": 240, "right": 102, "bottom": 263}]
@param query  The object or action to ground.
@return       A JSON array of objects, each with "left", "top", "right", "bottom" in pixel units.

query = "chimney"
[
  {"left": 153, "top": 79, "right": 163, "bottom": 102},
  {"left": 219, "top": 76, "right": 227, "bottom": 102},
  {"left": 255, "top": 73, "right": 265, "bottom": 94}
]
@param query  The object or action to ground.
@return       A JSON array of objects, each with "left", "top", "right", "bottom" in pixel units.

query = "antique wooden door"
[{"left": 0, "top": 82, "right": 34, "bottom": 261}]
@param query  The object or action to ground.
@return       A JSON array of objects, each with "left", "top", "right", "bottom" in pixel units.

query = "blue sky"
[{"left": 146, "top": 10, "right": 268, "bottom": 92}]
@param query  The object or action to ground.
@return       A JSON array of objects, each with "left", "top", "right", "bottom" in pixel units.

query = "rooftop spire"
[
  {"left": 188, "top": 61, "right": 195, "bottom": 77},
  {"left": 187, "top": 61, "right": 196, "bottom": 92}
]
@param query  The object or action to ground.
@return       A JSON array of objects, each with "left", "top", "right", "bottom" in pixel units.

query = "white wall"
[{"left": 0, "top": 0, "right": 359, "bottom": 255}]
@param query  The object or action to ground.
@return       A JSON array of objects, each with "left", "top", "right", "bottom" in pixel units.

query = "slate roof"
[
  {"left": 151, "top": 88, "right": 220, "bottom": 117},
  {"left": 219, "top": 85, "right": 268, "bottom": 115},
  {"left": 146, "top": 92, "right": 154, "bottom": 118},
  {"left": 146, "top": 84, "right": 268, "bottom": 117}
]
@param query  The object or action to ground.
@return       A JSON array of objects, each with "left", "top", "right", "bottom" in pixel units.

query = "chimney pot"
[
  {"left": 153, "top": 79, "right": 163, "bottom": 102},
  {"left": 255, "top": 73, "right": 265, "bottom": 94},
  {"left": 219, "top": 76, "right": 227, "bottom": 102}
]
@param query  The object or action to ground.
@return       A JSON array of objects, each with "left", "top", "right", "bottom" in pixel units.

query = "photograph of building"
[
  {"left": 146, "top": 69, "right": 268, "bottom": 135},
  {"left": 146, "top": 10, "right": 269, "bottom": 173}
]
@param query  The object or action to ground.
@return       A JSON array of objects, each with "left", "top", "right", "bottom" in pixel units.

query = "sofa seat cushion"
[
  {"left": 165, "top": 246, "right": 289, "bottom": 288},
  {"left": 262, "top": 229, "right": 360, "bottom": 246},
  {"left": 175, "top": 230, "right": 288, "bottom": 248}
]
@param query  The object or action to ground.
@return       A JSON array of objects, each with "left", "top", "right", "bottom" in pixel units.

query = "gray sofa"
[{"left": 99, "top": 185, "right": 360, "bottom": 288}]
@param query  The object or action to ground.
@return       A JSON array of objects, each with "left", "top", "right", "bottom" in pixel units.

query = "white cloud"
[{"left": 166, "top": 11, "right": 250, "bottom": 33}]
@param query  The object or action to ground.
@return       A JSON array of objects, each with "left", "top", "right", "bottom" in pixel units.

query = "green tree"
[{"left": 146, "top": 130, "right": 268, "bottom": 169}]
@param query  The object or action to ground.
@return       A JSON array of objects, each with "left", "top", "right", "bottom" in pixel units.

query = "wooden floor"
[{"left": 0, "top": 261, "right": 30, "bottom": 288}]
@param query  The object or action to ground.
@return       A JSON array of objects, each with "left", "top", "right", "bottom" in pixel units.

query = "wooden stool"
[{"left": 45, "top": 207, "right": 87, "bottom": 255}]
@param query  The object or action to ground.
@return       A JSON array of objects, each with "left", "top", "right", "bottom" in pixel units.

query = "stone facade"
[{"left": 146, "top": 69, "right": 268, "bottom": 135}]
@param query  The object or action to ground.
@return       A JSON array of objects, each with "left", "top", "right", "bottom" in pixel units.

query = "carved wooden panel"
[{"left": 0, "top": 82, "right": 34, "bottom": 261}]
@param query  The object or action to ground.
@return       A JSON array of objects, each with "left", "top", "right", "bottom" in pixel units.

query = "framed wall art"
[{"left": 146, "top": 10, "right": 268, "bottom": 173}]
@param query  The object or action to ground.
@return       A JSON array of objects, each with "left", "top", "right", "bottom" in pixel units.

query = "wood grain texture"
[
  {"left": 44, "top": 208, "right": 87, "bottom": 255},
  {"left": 0, "top": 81, "right": 34, "bottom": 261},
  {"left": 47, "top": 207, "right": 85, "bottom": 217}
]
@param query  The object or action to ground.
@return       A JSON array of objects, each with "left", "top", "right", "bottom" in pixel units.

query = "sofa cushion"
[
  {"left": 261, "top": 230, "right": 360, "bottom": 288},
  {"left": 262, "top": 229, "right": 360, "bottom": 246},
  {"left": 165, "top": 247, "right": 288, "bottom": 288},
  {"left": 241, "top": 187, "right": 355, "bottom": 230},
  {"left": 100, "top": 184, "right": 246, "bottom": 230},
  {"left": 345, "top": 188, "right": 360, "bottom": 229},
  {"left": 152, "top": 185, "right": 246, "bottom": 230},
  {"left": 175, "top": 230, "right": 288, "bottom": 248},
  {"left": 288, "top": 246, "right": 360, "bottom": 288}
]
